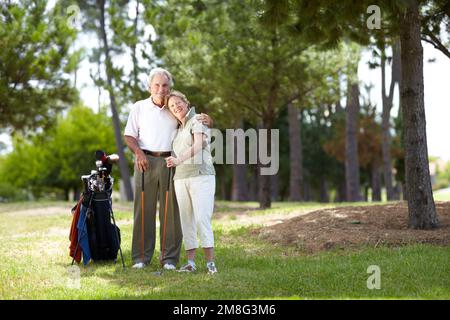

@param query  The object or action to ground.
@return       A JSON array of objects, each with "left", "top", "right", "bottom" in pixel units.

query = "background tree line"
[{"left": 0, "top": 0, "right": 449, "bottom": 229}]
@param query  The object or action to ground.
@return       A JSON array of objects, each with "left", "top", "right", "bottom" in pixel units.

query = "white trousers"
[{"left": 174, "top": 175, "right": 215, "bottom": 251}]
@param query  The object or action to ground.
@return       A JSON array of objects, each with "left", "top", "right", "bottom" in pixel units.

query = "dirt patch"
[{"left": 252, "top": 201, "right": 450, "bottom": 253}]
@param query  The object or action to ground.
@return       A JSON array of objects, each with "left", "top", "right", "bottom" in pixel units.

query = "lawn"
[
  {"left": 0, "top": 200, "right": 448, "bottom": 299},
  {"left": 434, "top": 189, "right": 450, "bottom": 201}
]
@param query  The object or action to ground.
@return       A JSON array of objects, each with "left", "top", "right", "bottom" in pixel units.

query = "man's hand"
[
  {"left": 165, "top": 156, "right": 180, "bottom": 168},
  {"left": 136, "top": 149, "right": 149, "bottom": 172},
  {"left": 124, "top": 136, "right": 149, "bottom": 172},
  {"left": 196, "top": 113, "right": 213, "bottom": 128}
]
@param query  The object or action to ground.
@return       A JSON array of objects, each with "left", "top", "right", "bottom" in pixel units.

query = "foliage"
[
  {"left": 421, "top": 0, "right": 450, "bottom": 59},
  {"left": 0, "top": 135, "right": 48, "bottom": 198},
  {"left": 260, "top": 0, "right": 448, "bottom": 58},
  {"left": 147, "top": 0, "right": 369, "bottom": 206},
  {"left": 323, "top": 105, "right": 382, "bottom": 169},
  {"left": 2, "top": 0, "right": 446, "bottom": 204},
  {"left": 0, "top": 0, "right": 80, "bottom": 134},
  {"left": 148, "top": 0, "right": 310, "bottom": 127},
  {"left": 43, "top": 105, "right": 118, "bottom": 193},
  {"left": 434, "top": 160, "right": 450, "bottom": 189},
  {"left": 0, "top": 105, "right": 117, "bottom": 199},
  {"left": 301, "top": 107, "right": 345, "bottom": 200},
  {"left": 71, "top": 0, "right": 156, "bottom": 109},
  {"left": 0, "top": 155, "right": 28, "bottom": 202}
]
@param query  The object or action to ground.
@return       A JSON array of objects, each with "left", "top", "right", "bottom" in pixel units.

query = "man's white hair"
[{"left": 147, "top": 67, "right": 173, "bottom": 88}]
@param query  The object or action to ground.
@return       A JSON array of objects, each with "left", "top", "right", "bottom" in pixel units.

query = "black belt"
[{"left": 142, "top": 150, "right": 171, "bottom": 157}]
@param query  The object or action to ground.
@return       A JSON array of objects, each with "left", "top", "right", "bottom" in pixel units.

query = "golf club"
[
  {"left": 161, "top": 166, "right": 171, "bottom": 265},
  {"left": 141, "top": 170, "right": 145, "bottom": 265},
  {"left": 110, "top": 206, "right": 125, "bottom": 270},
  {"left": 152, "top": 166, "right": 173, "bottom": 277}
]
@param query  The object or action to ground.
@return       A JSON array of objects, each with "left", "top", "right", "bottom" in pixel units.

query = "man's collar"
[{"left": 150, "top": 96, "right": 165, "bottom": 109}]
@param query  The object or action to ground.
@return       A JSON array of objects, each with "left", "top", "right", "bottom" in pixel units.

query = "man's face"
[{"left": 150, "top": 73, "right": 170, "bottom": 105}]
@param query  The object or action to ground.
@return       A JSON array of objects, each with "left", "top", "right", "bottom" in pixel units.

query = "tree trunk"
[
  {"left": 336, "top": 179, "right": 346, "bottom": 202},
  {"left": 259, "top": 33, "right": 280, "bottom": 209},
  {"left": 303, "top": 179, "right": 311, "bottom": 202},
  {"left": 220, "top": 167, "right": 229, "bottom": 200},
  {"left": 248, "top": 165, "right": 258, "bottom": 201},
  {"left": 371, "top": 164, "right": 382, "bottom": 202},
  {"left": 231, "top": 164, "right": 249, "bottom": 201},
  {"left": 259, "top": 121, "right": 272, "bottom": 209},
  {"left": 271, "top": 174, "right": 278, "bottom": 201},
  {"left": 393, "top": 183, "right": 402, "bottom": 200},
  {"left": 400, "top": 1, "right": 439, "bottom": 229},
  {"left": 381, "top": 40, "right": 400, "bottom": 201},
  {"left": 345, "top": 74, "right": 362, "bottom": 202},
  {"left": 131, "top": 0, "right": 140, "bottom": 89},
  {"left": 288, "top": 102, "right": 303, "bottom": 201},
  {"left": 319, "top": 177, "right": 329, "bottom": 203},
  {"left": 214, "top": 166, "right": 225, "bottom": 200},
  {"left": 96, "top": 37, "right": 102, "bottom": 111},
  {"left": 231, "top": 122, "right": 249, "bottom": 201},
  {"left": 73, "top": 187, "right": 81, "bottom": 202},
  {"left": 98, "top": 0, "right": 133, "bottom": 201}
]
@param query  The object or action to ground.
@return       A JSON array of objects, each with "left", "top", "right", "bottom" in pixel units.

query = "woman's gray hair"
[{"left": 147, "top": 67, "right": 174, "bottom": 88}]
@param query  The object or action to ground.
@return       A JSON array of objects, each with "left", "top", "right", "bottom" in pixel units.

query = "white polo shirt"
[{"left": 124, "top": 97, "right": 178, "bottom": 152}]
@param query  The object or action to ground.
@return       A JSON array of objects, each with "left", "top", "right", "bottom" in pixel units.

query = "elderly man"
[{"left": 124, "top": 67, "right": 212, "bottom": 269}]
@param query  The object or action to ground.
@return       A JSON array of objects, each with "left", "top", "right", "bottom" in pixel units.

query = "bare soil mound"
[{"left": 252, "top": 201, "right": 450, "bottom": 253}]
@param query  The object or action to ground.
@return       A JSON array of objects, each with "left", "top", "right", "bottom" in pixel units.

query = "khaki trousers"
[{"left": 131, "top": 155, "right": 182, "bottom": 266}]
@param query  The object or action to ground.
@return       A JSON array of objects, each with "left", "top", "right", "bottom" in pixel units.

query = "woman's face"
[{"left": 167, "top": 96, "right": 189, "bottom": 121}]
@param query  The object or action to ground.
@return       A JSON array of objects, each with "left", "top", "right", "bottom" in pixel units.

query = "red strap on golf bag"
[{"left": 69, "top": 197, "right": 83, "bottom": 263}]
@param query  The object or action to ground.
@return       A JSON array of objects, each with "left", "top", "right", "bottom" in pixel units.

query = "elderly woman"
[{"left": 165, "top": 90, "right": 217, "bottom": 274}]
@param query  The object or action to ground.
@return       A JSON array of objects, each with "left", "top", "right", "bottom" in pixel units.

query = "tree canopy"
[
  {"left": 0, "top": 105, "right": 117, "bottom": 200},
  {"left": 0, "top": 0, "right": 80, "bottom": 134}
]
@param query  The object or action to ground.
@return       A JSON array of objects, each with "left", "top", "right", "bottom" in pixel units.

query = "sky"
[{"left": 1, "top": 9, "right": 449, "bottom": 161}]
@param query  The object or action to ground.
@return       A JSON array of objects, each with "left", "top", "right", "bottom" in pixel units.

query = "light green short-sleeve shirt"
[{"left": 172, "top": 107, "right": 215, "bottom": 180}]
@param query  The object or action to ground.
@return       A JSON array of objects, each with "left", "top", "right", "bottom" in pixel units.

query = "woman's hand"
[{"left": 165, "top": 156, "right": 180, "bottom": 167}]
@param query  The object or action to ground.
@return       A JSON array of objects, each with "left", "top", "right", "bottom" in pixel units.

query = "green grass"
[
  {"left": 434, "top": 191, "right": 450, "bottom": 201},
  {"left": 0, "top": 201, "right": 448, "bottom": 299}
]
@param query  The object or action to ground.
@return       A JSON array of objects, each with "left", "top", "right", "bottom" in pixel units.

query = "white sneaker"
[
  {"left": 207, "top": 262, "right": 217, "bottom": 274},
  {"left": 178, "top": 262, "right": 196, "bottom": 273},
  {"left": 132, "top": 262, "right": 145, "bottom": 269},
  {"left": 163, "top": 263, "right": 176, "bottom": 270}
]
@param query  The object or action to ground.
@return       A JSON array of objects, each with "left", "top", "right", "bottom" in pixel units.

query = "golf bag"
[
  {"left": 83, "top": 190, "right": 121, "bottom": 262},
  {"left": 70, "top": 150, "right": 125, "bottom": 268}
]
